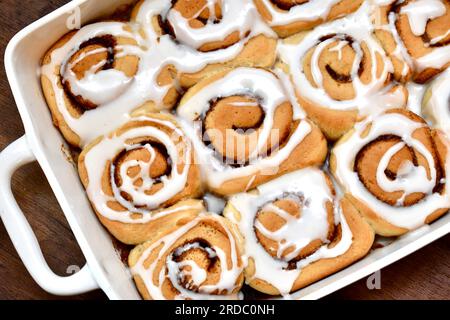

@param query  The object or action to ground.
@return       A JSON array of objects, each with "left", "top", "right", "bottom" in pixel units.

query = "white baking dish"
[{"left": 1, "top": 0, "right": 449, "bottom": 300}]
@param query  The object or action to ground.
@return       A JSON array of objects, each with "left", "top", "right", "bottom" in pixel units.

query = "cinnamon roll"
[
  {"left": 131, "top": 0, "right": 278, "bottom": 88},
  {"left": 373, "top": 0, "right": 450, "bottom": 84},
  {"left": 128, "top": 213, "right": 245, "bottom": 300},
  {"left": 177, "top": 67, "right": 328, "bottom": 196},
  {"left": 423, "top": 68, "right": 450, "bottom": 138},
  {"left": 254, "top": 0, "right": 364, "bottom": 38},
  {"left": 331, "top": 109, "right": 450, "bottom": 237},
  {"left": 224, "top": 168, "right": 375, "bottom": 296},
  {"left": 278, "top": 3, "right": 407, "bottom": 141},
  {"left": 41, "top": 22, "right": 180, "bottom": 148},
  {"left": 78, "top": 113, "right": 203, "bottom": 244}
]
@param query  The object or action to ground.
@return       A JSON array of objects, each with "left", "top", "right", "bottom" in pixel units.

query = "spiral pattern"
[
  {"left": 254, "top": 0, "right": 364, "bottom": 37},
  {"left": 373, "top": 0, "right": 450, "bottom": 83},
  {"left": 40, "top": 22, "right": 181, "bottom": 148},
  {"left": 177, "top": 67, "right": 327, "bottom": 195},
  {"left": 131, "top": 0, "right": 277, "bottom": 88},
  {"left": 129, "top": 213, "right": 244, "bottom": 300},
  {"left": 278, "top": 10, "right": 408, "bottom": 140},
  {"left": 224, "top": 168, "right": 374, "bottom": 295},
  {"left": 331, "top": 109, "right": 450, "bottom": 236},
  {"left": 78, "top": 113, "right": 203, "bottom": 244},
  {"left": 134, "top": 0, "right": 260, "bottom": 50}
]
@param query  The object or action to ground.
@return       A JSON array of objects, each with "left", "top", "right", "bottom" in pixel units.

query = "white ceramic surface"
[{"left": 0, "top": 0, "right": 449, "bottom": 300}]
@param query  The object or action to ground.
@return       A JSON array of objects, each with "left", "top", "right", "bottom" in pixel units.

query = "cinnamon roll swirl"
[
  {"left": 131, "top": 0, "right": 278, "bottom": 88},
  {"left": 129, "top": 213, "right": 245, "bottom": 300},
  {"left": 78, "top": 113, "right": 203, "bottom": 244},
  {"left": 254, "top": 0, "right": 364, "bottom": 38},
  {"left": 41, "top": 22, "right": 180, "bottom": 148},
  {"left": 373, "top": 0, "right": 450, "bottom": 84},
  {"left": 278, "top": 2, "right": 408, "bottom": 140},
  {"left": 224, "top": 168, "right": 375, "bottom": 296},
  {"left": 331, "top": 109, "right": 450, "bottom": 236},
  {"left": 177, "top": 67, "right": 328, "bottom": 196}
]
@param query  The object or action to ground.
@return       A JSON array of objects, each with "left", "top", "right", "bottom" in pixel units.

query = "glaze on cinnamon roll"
[
  {"left": 373, "top": 0, "right": 450, "bottom": 84},
  {"left": 131, "top": 0, "right": 278, "bottom": 88},
  {"left": 224, "top": 168, "right": 374, "bottom": 296},
  {"left": 177, "top": 67, "right": 328, "bottom": 196},
  {"left": 78, "top": 113, "right": 203, "bottom": 244},
  {"left": 254, "top": 0, "right": 364, "bottom": 38},
  {"left": 423, "top": 69, "right": 450, "bottom": 138},
  {"left": 129, "top": 213, "right": 245, "bottom": 300},
  {"left": 41, "top": 22, "right": 180, "bottom": 148},
  {"left": 278, "top": 3, "right": 408, "bottom": 140},
  {"left": 331, "top": 109, "right": 450, "bottom": 236}
]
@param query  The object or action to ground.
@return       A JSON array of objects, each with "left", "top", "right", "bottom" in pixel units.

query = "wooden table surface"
[{"left": 0, "top": 0, "right": 448, "bottom": 300}]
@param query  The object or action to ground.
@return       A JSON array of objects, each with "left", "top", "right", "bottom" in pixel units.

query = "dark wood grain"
[{"left": 0, "top": 0, "right": 448, "bottom": 300}]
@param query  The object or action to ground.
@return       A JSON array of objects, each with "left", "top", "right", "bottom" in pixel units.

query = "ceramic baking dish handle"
[{"left": 0, "top": 136, "right": 99, "bottom": 296}]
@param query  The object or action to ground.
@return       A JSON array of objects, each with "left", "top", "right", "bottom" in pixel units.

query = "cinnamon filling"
[
  {"left": 325, "top": 65, "right": 352, "bottom": 83},
  {"left": 304, "top": 34, "right": 372, "bottom": 101},
  {"left": 392, "top": 1, "right": 450, "bottom": 51},
  {"left": 171, "top": 239, "right": 220, "bottom": 292},
  {"left": 112, "top": 141, "right": 172, "bottom": 207},
  {"left": 354, "top": 133, "right": 444, "bottom": 207},
  {"left": 62, "top": 35, "right": 117, "bottom": 112},
  {"left": 254, "top": 193, "right": 335, "bottom": 268},
  {"left": 202, "top": 95, "right": 292, "bottom": 167},
  {"left": 158, "top": 0, "right": 243, "bottom": 52},
  {"left": 270, "top": 0, "right": 309, "bottom": 11}
]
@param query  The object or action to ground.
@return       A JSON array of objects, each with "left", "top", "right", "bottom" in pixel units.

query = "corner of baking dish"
[{"left": 3, "top": 0, "right": 141, "bottom": 300}]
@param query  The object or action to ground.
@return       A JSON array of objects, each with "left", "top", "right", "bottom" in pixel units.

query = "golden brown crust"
[
  {"left": 331, "top": 109, "right": 450, "bottom": 237},
  {"left": 280, "top": 33, "right": 407, "bottom": 141},
  {"left": 224, "top": 194, "right": 375, "bottom": 295},
  {"left": 131, "top": 0, "right": 277, "bottom": 89},
  {"left": 374, "top": 0, "right": 450, "bottom": 84},
  {"left": 128, "top": 214, "right": 245, "bottom": 300},
  {"left": 178, "top": 35, "right": 278, "bottom": 88},
  {"left": 178, "top": 68, "right": 328, "bottom": 196},
  {"left": 41, "top": 29, "right": 180, "bottom": 148},
  {"left": 78, "top": 113, "right": 204, "bottom": 245},
  {"left": 254, "top": 0, "right": 364, "bottom": 38}
]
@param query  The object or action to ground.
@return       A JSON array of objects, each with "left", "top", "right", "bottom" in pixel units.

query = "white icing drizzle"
[
  {"left": 258, "top": 0, "right": 342, "bottom": 27},
  {"left": 134, "top": 0, "right": 274, "bottom": 45},
  {"left": 41, "top": 22, "right": 146, "bottom": 146},
  {"left": 166, "top": 0, "right": 260, "bottom": 49},
  {"left": 376, "top": 142, "right": 435, "bottom": 206},
  {"left": 329, "top": 40, "right": 349, "bottom": 61},
  {"left": 203, "top": 193, "right": 227, "bottom": 213},
  {"left": 41, "top": 1, "right": 275, "bottom": 147},
  {"left": 406, "top": 82, "right": 427, "bottom": 114},
  {"left": 63, "top": 47, "right": 134, "bottom": 106},
  {"left": 83, "top": 116, "right": 194, "bottom": 224},
  {"left": 333, "top": 112, "right": 450, "bottom": 229},
  {"left": 130, "top": 213, "right": 243, "bottom": 300},
  {"left": 278, "top": 2, "right": 407, "bottom": 115},
  {"left": 423, "top": 68, "right": 450, "bottom": 137},
  {"left": 225, "top": 168, "right": 353, "bottom": 296},
  {"left": 177, "top": 67, "right": 312, "bottom": 189},
  {"left": 430, "top": 29, "right": 450, "bottom": 46},
  {"left": 381, "top": 11, "right": 415, "bottom": 76},
  {"left": 400, "top": 0, "right": 446, "bottom": 37},
  {"left": 372, "top": 0, "right": 397, "bottom": 5},
  {"left": 382, "top": 0, "right": 450, "bottom": 72}
]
